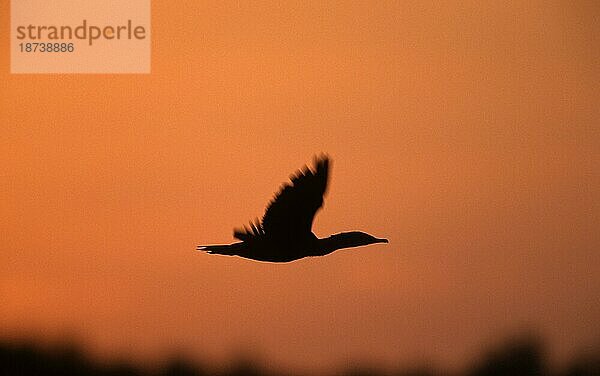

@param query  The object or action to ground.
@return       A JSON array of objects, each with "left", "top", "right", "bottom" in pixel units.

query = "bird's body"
[
  {"left": 201, "top": 235, "right": 318, "bottom": 262},
  {"left": 197, "top": 156, "right": 388, "bottom": 262}
]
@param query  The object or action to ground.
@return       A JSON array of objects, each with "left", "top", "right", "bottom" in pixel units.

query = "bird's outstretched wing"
[{"left": 233, "top": 155, "right": 330, "bottom": 242}]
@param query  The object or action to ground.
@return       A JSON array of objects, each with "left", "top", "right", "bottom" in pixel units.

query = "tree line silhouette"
[{"left": 1, "top": 334, "right": 598, "bottom": 376}]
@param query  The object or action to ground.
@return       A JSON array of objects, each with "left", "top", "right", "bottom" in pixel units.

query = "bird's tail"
[{"left": 196, "top": 242, "right": 244, "bottom": 256}]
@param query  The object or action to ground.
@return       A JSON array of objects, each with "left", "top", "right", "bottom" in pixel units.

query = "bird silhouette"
[{"left": 197, "top": 155, "right": 388, "bottom": 262}]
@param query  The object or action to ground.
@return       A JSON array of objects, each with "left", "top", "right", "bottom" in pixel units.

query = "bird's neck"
[{"left": 316, "top": 233, "right": 356, "bottom": 255}]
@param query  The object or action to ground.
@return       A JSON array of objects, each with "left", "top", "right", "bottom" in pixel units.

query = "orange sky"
[{"left": 1, "top": 1, "right": 599, "bottom": 374}]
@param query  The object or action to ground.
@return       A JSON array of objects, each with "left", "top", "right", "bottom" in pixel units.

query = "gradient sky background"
[{"left": 1, "top": 1, "right": 599, "bottom": 374}]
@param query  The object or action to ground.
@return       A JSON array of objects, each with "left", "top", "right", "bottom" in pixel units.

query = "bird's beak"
[{"left": 376, "top": 238, "right": 389, "bottom": 243}]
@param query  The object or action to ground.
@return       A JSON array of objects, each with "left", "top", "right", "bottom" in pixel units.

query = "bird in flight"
[{"left": 197, "top": 155, "right": 388, "bottom": 262}]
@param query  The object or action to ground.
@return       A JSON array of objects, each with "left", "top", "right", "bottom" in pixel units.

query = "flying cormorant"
[{"left": 197, "top": 155, "right": 388, "bottom": 262}]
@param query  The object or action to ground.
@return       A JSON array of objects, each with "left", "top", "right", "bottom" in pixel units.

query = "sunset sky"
[{"left": 1, "top": 1, "right": 599, "bottom": 374}]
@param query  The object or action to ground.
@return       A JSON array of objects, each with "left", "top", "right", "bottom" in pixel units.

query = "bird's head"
[{"left": 320, "top": 231, "right": 388, "bottom": 253}]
